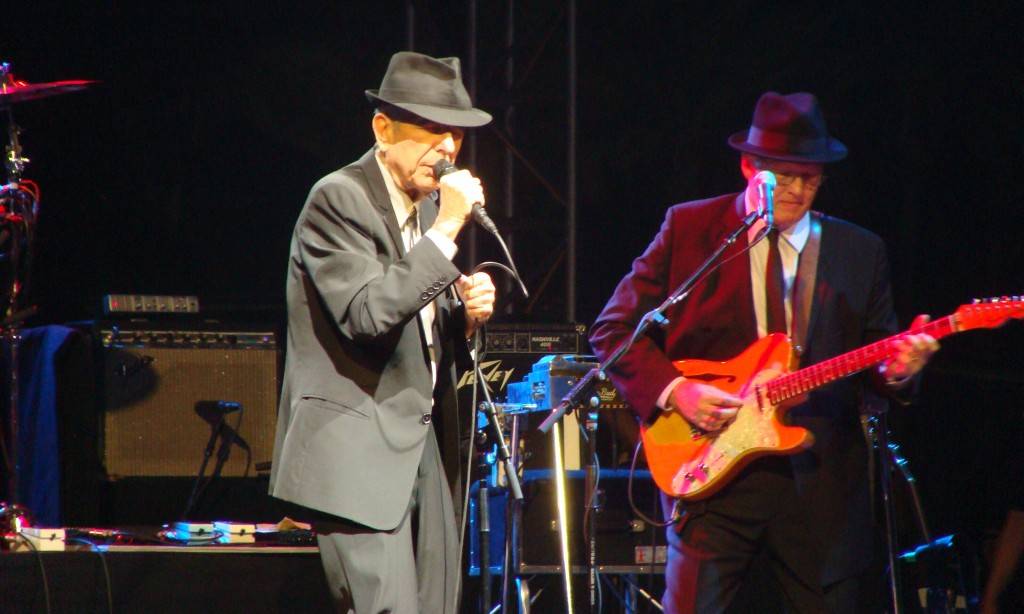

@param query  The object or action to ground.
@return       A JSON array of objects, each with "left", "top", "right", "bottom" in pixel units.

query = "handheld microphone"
[
  {"left": 432, "top": 159, "right": 500, "bottom": 235},
  {"left": 754, "top": 170, "right": 776, "bottom": 228}
]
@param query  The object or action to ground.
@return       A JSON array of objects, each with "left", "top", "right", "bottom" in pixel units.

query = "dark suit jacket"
[
  {"left": 589, "top": 192, "right": 899, "bottom": 584},
  {"left": 269, "top": 148, "right": 469, "bottom": 531}
]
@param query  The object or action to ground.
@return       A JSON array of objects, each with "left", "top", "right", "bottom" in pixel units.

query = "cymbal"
[{"left": 0, "top": 79, "right": 95, "bottom": 106}]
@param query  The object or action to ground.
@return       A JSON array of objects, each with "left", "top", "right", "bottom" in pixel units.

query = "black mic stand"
[
  {"left": 474, "top": 360, "right": 524, "bottom": 614},
  {"left": 867, "top": 409, "right": 956, "bottom": 613},
  {"left": 583, "top": 403, "right": 601, "bottom": 611},
  {"left": 536, "top": 209, "right": 766, "bottom": 612},
  {"left": 182, "top": 415, "right": 224, "bottom": 520},
  {"left": 538, "top": 209, "right": 766, "bottom": 434},
  {"left": 208, "top": 420, "right": 239, "bottom": 483},
  {"left": 474, "top": 427, "right": 493, "bottom": 613}
]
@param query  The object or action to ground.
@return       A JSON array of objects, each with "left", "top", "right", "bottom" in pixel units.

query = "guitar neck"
[{"left": 766, "top": 314, "right": 960, "bottom": 404}]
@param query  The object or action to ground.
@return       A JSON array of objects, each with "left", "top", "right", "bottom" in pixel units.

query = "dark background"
[{"left": 4, "top": 0, "right": 1022, "bottom": 587}]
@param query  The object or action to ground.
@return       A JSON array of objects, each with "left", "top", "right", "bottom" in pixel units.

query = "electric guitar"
[{"left": 641, "top": 297, "right": 1024, "bottom": 501}]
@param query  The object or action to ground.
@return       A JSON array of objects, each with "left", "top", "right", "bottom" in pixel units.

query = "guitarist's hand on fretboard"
[
  {"left": 668, "top": 380, "right": 743, "bottom": 432},
  {"left": 878, "top": 313, "right": 941, "bottom": 385}
]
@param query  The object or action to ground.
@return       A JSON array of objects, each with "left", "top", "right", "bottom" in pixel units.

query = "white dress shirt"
[{"left": 375, "top": 151, "right": 458, "bottom": 388}]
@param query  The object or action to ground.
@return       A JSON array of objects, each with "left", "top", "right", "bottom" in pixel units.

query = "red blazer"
[{"left": 589, "top": 192, "right": 900, "bottom": 584}]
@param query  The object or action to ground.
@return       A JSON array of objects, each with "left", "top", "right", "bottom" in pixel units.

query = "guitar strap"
[{"left": 791, "top": 212, "right": 822, "bottom": 368}]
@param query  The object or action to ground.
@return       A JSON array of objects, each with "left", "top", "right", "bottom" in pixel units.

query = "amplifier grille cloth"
[{"left": 103, "top": 347, "right": 278, "bottom": 477}]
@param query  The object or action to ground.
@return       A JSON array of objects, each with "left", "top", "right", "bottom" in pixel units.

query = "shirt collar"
[
  {"left": 744, "top": 192, "right": 811, "bottom": 253},
  {"left": 374, "top": 148, "right": 422, "bottom": 228}
]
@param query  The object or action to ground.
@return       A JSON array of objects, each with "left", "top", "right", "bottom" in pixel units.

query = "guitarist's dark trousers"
[{"left": 660, "top": 456, "right": 877, "bottom": 614}]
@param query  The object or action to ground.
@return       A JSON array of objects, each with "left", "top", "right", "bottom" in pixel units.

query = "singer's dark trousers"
[
  {"left": 661, "top": 458, "right": 829, "bottom": 614},
  {"left": 313, "top": 427, "right": 459, "bottom": 614}
]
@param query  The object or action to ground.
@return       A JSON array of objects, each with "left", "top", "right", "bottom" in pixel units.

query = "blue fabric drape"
[{"left": 9, "top": 325, "right": 75, "bottom": 526}]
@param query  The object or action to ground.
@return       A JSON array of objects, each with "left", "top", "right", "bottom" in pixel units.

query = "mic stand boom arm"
[
  {"left": 532, "top": 210, "right": 762, "bottom": 614},
  {"left": 537, "top": 210, "right": 764, "bottom": 434}
]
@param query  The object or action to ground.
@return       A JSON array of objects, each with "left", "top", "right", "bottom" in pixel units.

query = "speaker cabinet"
[
  {"left": 100, "top": 326, "right": 279, "bottom": 478},
  {"left": 468, "top": 469, "right": 666, "bottom": 575}
]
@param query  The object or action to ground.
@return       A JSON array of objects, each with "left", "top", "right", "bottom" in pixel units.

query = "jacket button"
[
  {"left": 420, "top": 292, "right": 430, "bottom": 300},
  {"left": 421, "top": 414, "right": 432, "bottom": 424}
]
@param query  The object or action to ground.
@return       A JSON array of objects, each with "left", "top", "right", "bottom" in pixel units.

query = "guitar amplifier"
[
  {"left": 459, "top": 323, "right": 587, "bottom": 400},
  {"left": 99, "top": 323, "right": 280, "bottom": 478},
  {"left": 456, "top": 323, "right": 590, "bottom": 470}
]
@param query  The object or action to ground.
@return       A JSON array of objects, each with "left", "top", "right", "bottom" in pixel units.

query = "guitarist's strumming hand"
[
  {"left": 668, "top": 380, "right": 743, "bottom": 432},
  {"left": 879, "top": 314, "right": 940, "bottom": 385}
]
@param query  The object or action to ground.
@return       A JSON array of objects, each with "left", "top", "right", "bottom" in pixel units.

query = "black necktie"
[
  {"left": 765, "top": 229, "right": 787, "bottom": 335},
  {"left": 403, "top": 207, "right": 418, "bottom": 251}
]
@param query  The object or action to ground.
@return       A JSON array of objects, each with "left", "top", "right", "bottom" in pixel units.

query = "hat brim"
[
  {"left": 727, "top": 130, "right": 847, "bottom": 163},
  {"left": 366, "top": 90, "right": 492, "bottom": 128}
]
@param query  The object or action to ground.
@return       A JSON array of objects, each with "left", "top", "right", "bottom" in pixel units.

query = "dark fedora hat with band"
[
  {"left": 366, "top": 51, "right": 492, "bottom": 128},
  {"left": 728, "top": 92, "right": 846, "bottom": 163}
]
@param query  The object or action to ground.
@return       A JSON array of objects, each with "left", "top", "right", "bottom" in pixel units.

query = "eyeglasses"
[
  {"left": 759, "top": 168, "right": 826, "bottom": 189},
  {"left": 776, "top": 173, "right": 825, "bottom": 189}
]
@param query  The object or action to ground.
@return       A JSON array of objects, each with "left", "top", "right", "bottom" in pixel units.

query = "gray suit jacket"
[{"left": 269, "top": 148, "right": 468, "bottom": 531}]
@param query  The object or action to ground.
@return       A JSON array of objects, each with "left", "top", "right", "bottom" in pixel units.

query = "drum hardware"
[{"left": 0, "top": 61, "right": 93, "bottom": 540}]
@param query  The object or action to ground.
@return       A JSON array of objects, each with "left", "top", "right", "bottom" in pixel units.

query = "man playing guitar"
[{"left": 589, "top": 92, "right": 938, "bottom": 613}]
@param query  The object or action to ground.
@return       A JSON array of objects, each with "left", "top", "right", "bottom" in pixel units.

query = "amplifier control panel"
[{"left": 484, "top": 323, "right": 586, "bottom": 354}]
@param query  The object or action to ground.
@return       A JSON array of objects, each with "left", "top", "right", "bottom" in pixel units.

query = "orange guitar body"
[{"left": 640, "top": 334, "right": 813, "bottom": 501}]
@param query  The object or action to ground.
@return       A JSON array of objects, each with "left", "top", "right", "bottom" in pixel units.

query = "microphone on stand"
[
  {"left": 432, "top": 159, "right": 500, "bottom": 235},
  {"left": 754, "top": 170, "right": 777, "bottom": 228},
  {"left": 182, "top": 400, "right": 249, "bottom": 519},
  {"left": 194, "top": 400, "right": 250, "bottom": 452}
]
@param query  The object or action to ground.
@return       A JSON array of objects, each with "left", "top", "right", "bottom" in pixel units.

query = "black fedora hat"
[
  {"left": 728, "top": 92, "right": 846, "bottom": 163},
  {"left": 365, "top": 51, "right": 492, "bottom": 128}
]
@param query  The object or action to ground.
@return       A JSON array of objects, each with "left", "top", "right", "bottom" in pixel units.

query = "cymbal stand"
[{"left": 0, "top": 61, "right": 40, "bottom": 537}]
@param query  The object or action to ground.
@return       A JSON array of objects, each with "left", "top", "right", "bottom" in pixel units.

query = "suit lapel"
[
  {"left": 799, "top": 213, "right": 828, "bottom": 357},
  {"left": 355, "top": 148, "right": 406, "bottom": 256},
  {"left": 792, "top": 212, "right": 823, "bottom": 363},
  {"left": 355, "top": 149, "right": 436, "bottom": 370},
  {"left": 720, "top": 194, "right": 759, "bottom": 343}
]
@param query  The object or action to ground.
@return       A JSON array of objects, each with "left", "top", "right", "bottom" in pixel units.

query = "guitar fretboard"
[{"left": 765, "top": 315, "right": 959, "bottom": 404}]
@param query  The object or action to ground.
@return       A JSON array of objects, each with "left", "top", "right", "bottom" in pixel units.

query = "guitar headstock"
[{"left": 955, "top": 296, "right": 1024, "bottom": 331}]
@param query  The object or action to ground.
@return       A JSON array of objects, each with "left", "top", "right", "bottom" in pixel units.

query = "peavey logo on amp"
[{"left": 457, "top": 359, "right": 518, "bottom": 392}]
